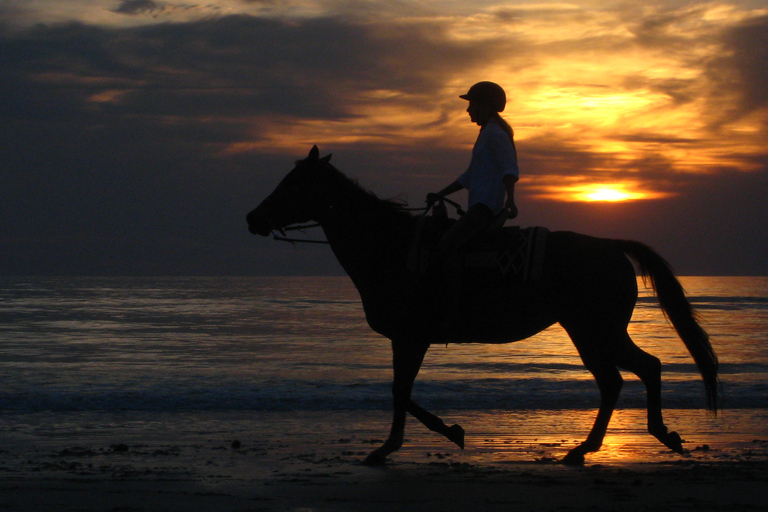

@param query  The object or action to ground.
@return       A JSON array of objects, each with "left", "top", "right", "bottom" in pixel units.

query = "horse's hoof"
[
  {"left": 663, "top": 431, "right": 684, "bottom": 454},
  {"left": 447, "top": 424, "right": 465, "bottom": 450},
  {"left": 362, "top": 451, "right": 387, "bottom": 466},
  {"left": 561, "top": 450, "right": 585, "bottom": 466}
]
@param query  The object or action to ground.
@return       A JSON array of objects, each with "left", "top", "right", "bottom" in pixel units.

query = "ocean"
[{"left": 1, "top": 276, "right": 766, "bottom": 462}]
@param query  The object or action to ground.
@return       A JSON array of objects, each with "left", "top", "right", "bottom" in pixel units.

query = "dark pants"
[{"left": 438, "top": 203, "right": 495, "bottom": 254}]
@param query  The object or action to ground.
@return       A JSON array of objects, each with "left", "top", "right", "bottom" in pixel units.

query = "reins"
[
  {"left": 271, "top": 196, "right": 465, "bottom": 245},
  {"left": 272, "top": 223, "right": 328, "bottom": 244}
]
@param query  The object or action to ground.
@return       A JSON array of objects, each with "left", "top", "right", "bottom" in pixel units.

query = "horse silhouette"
[{"left": 247, "top": 146, "right": 719, "bottom": 465}]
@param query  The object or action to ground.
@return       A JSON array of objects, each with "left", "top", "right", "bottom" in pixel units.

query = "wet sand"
[{"left": 1, "top": 410, "right": 766, "bottom": 511}]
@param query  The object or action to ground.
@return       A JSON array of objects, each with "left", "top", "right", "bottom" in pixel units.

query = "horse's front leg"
[{"left": 363, "top": 339, "right": 428, "bottom": 466}]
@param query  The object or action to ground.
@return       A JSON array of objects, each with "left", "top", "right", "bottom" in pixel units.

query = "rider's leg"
[{"left": 437, "top": 204, "right": 495, "bottom": 320}]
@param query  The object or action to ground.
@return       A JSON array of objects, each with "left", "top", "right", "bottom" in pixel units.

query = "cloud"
[
  {"left": 5, "top": 14, "right": 480, "bottom": 114},
  {"left": 3, "top": 5, "right": 766, "bottom": 169},
  {"left": 1, "top": 3, "right": 767, "bottom": 275},
  {"left": 0, "top": 12, "right": 484, "bottom": 273},
  {"left": 704, "top": 14, "right": 768, "bottom": 125}
]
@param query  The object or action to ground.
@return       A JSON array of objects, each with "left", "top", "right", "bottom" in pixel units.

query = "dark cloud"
[
  {"left": 626, "top": 5, "right": 710, "bottom": 50},
  {"left": 0, "top": 14, "right": 483, "bottom": 275},
  {"left": 115, "top": 0, "right": 162, "bottom": 15},
  {"left": 1, "top": 14, "right": 485, "bottom": 119},
  {"left": 705, "top": 14, "right": 768, "bottom": 126},
  {"left": 626, "top": 9, "right": 768, "bottom": 129},
  {"left": 0, "top": 12, "right": 488, "bottom": 174}
]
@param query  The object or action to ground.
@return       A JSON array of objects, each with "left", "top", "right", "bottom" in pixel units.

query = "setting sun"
[
  {"left": 528, "top": 180, "right": 675, "bottom": 202},
  {"left": 583, "top": 187, "right": 635, "bottom": 202}
]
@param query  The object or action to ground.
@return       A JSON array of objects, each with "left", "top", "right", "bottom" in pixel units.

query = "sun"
[
  {"left": 574, "top": 184, "right": 649, "bottom": 202},
  {"left": 528, "top": 181, "right": 675, "bottom": 202},
  {"left": 583, "top": 187, "right": 634, "bottom": 202}
]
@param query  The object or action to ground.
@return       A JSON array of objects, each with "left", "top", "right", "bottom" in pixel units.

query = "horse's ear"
[
  {"left": 308, "top": 145, "right": 320, "bottom": 161},
  {"left": 320, "top": 154, "right": 332, "bottom": 164}
]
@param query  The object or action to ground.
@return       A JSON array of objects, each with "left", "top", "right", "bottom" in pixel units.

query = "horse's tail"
[{"left": 616, "top": 239, "right": 719, "bottom": 414}]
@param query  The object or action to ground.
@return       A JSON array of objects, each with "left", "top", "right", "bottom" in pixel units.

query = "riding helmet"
[{"left": 460, "top": 81, "right": 506, "bottom": 112}]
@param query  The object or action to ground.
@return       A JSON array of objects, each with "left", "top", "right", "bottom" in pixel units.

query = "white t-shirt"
[{"left": 457, "top": 121, "right": 519, "bottom": 214}]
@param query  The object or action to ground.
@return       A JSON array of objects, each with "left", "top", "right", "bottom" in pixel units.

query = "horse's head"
[{"left": 247, "top": 145, "right": 333, "bottom": 236}]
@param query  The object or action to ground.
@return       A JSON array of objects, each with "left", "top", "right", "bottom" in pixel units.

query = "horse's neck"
[{"left": 318, "top": 182, "right": 414, "bottom": 285}]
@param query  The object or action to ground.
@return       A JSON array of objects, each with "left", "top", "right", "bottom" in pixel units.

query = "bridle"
[{"left": 271, "top": 223, "right": 328, "bottom": 244}]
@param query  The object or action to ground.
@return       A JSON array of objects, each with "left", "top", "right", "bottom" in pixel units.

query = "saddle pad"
[
  {"left": 407, "top": 219, "right": 549, "bottom": 282},
  {"left": 462, "top": 226, "right": 549, "bottom": 281}
]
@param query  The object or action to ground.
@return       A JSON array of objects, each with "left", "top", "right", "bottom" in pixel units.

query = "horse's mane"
[{"left": 323, "top": 163, "right": 415, "bottom": 221}]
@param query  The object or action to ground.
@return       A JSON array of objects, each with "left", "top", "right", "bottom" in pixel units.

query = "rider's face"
[{"left": 467, "top": 101, "right": 493, "bottom": 126}]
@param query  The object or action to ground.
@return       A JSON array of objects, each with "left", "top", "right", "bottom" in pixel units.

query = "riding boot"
[{"left": 437, "top": 251, "right": 463, "bottom": 333}]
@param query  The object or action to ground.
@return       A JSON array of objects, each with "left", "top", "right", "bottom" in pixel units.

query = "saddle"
[{"left": 407, "top": 215, "right": 549, "bottom": 283}]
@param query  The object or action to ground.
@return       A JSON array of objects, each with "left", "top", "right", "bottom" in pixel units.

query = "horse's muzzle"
[{"left": 246, "top": 210, "right": 272, "bottom": 236}]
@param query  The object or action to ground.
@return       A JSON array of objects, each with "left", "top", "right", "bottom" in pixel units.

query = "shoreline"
[{"left": 1, "top": 409, "right": 766, "bottom": 511}]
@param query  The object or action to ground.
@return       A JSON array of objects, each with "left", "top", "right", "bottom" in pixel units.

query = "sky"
[{"left": 1, "top": 0, "right": 767, "bottom": 276}]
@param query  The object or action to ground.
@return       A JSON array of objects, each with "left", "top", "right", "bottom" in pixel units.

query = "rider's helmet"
[{"left": 459, "top": 81, "right": 506, "bottom": 112}]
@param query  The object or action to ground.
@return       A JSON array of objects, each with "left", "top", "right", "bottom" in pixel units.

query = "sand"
[{"left": 1, "top": 410, "right": 766, "bottom": 512}]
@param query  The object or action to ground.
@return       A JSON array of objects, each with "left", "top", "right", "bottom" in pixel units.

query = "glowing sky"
[{"left": 1, "top": 0, "right": 767, "bottom": 275}]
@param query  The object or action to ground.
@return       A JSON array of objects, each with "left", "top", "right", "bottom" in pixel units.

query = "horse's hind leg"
[
  {"left": 617, "top": 340, "right": 684, "bottom": 454},
  {"left": 407, "top": 401, "right": 465, "bottom": 449}
]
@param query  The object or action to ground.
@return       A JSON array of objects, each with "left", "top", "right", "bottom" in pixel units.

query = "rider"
[{"left": 428, "top": 81, "right": 520, "bottom": 321}]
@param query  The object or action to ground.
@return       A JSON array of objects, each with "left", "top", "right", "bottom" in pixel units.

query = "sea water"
[{"left": 0, "top": 276, "right": 766, "bottom": 460}]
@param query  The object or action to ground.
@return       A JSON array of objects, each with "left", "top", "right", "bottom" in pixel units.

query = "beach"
[{"left": 1, "top": 409, "right": 766, "bottom": 512}]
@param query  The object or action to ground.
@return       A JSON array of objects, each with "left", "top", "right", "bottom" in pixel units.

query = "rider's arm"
[{"left": 437, "top": 180, "right": 464, "bottom": 197}]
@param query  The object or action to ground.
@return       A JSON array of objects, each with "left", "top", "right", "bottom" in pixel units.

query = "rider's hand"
[
  {"left": 426, "top": 192, "right": 443, "bottom": 205},
  {"left": 505, "top": 201, "right": 518, "bottom": 219}
]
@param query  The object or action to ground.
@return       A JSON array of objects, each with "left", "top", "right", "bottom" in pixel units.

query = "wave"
[
  {"left": 637, "top": 295, "right": 768, "bottom": 311},
  {"left": 1, "top": 377, "right": 762, "bottom": 412}
]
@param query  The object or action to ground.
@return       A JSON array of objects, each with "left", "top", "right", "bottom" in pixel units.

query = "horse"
[{"left": 246, "top": 145, "right": 719, "bottom": 466}]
